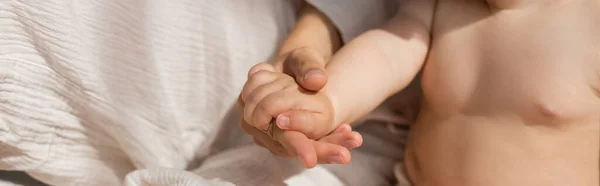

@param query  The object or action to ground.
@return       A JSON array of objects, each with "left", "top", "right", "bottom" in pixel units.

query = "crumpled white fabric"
[
  {"left": 0, "top": 0, "right": 399, "bottom": 185},
  {"left": 124, "top": 168, "right": 235, "bottom": 186},
  {"left": 0, "top": 0, "right": 299, "bottom": 185}
]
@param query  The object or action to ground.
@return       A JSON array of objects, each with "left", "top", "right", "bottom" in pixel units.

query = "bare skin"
[
  {"left": 240, "top": 3, "right": 363, "bottom": 168},
  {"left": 406, "top": 0, "right": 600, "bottom": 185},
  {"left": 244, "top": 0, "right": 600, "bottom": 185}
]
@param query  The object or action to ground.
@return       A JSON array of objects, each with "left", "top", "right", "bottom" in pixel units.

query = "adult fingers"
[
  {"left": 313, "top": 141, "right": 351, "bottom": 165},
  {"left": 241, "top": 120, "right": 290, "bottom": 157},
  {"left": 333, "top": 124, "right": 352, "bottom": 133},
  {"left": 241, "top": 70, "right": 278, "bottom": 103},
  {"left": 244, "top": 119, "right": 319, "bottom": 164},
  {"left": 274, "top": 128, "right": 318, "bottom": 168},
  {"left": 244, "top": 77, "right": 295, "bottom": 131},
  {"left": 239, "top": 62, "right": 275, "bottom": 108},
  {"left": 318, "top": 130, "right": 363, "bottom": 150},
  {"left": 247, "top": 62, "right": 276, "bottom": 78},
  {"left": 241, "top": 70, "right": 283, "bottom": 130},
  {"left": 236, "top": 93, "right": 245, "bottom": 110},
  {"left": 241, "top": 62, "right": 277, "bottom": 103}
]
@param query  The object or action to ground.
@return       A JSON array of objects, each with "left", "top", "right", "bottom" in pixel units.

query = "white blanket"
[{"left": 0, "top": 0, "right": 398, "bottom": 185}]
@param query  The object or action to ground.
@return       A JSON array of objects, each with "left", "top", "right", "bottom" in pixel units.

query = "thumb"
[
  {"left": 274, "top": 110, "right": 333, "bottom": 140},
  {"left": 283, "top": 47, "right": 328, "bottom": 91}
]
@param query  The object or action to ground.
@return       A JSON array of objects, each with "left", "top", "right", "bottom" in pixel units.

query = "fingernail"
[
  {"left": 304, "top": 70, "right": 324, "bottom": 81},
  {"left": 327, "top": 155, "right": 343, "bottom": 164},
  {"left": 343, "top": 140, "right": 358, "bottom": 149},
  {"left": 276, "top": 114, "right": 290, "bottom": 129}
]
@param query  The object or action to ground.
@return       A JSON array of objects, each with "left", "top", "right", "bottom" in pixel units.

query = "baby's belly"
[{"left": 404, "top": 113, "right": 599, "bottom": 186}]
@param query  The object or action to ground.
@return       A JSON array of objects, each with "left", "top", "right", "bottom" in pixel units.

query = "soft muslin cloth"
[{"left": 0, "top": 0, "right": 404, "bottom": 185}]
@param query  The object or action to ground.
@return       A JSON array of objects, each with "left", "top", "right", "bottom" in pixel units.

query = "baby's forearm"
[{"left": 322, "top": 2, "right": 434, "bottom": 125}]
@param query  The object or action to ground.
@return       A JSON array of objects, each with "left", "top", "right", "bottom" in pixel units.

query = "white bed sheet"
[{"left": 0, "top": 0, "right": 398, "bottom": 185}]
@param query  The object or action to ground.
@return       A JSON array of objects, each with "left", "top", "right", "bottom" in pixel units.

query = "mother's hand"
[{"left": 238, "top": 47, "right": 363, "bottom": 168}]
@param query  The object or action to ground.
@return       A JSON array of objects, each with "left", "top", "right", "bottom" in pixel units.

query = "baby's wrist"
[{"left": 323, "top": 89, "right": 346, "bottom": 126}]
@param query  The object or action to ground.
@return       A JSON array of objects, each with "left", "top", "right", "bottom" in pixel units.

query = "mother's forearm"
[{"left": 274, "top": 2, "right": 341, "bottom": 67}]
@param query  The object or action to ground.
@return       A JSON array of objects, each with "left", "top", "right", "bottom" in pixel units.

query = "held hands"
[
  {"left": 242, "top": 63, "right": 336, "bottom": 140},
  {"left": 238, "top": 48, "right": 363, "bottom": 168}
]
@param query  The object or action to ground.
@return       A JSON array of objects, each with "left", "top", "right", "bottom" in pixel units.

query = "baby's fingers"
[{"left": 274, "top": 110, "right": 332, "bottom": 139}]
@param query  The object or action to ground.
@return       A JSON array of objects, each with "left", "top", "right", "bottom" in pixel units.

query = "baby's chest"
[
  {"left": 425, "top": 1, "right": 600, "bottom": 121},
  {"left": 423, "top": 59, "right": 600, "bottom": 124},
  {"left": 480, "top": 67, "right": 597, "bottom": 119}
]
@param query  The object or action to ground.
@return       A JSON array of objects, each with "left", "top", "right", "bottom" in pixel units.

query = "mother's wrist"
[{"left": 275, "top": 3, "right": 341, "bottom": 63}]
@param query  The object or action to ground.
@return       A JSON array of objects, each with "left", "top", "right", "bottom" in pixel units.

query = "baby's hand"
[
  {"left": 240, "top": 63, "right": 362, "bottom": 167},
  {"left": 241, "top": 63, "right": 337, "bottom": 140}
]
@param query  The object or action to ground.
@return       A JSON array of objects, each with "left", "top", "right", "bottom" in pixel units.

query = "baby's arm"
[
  {"left": 322, "top": 0, "right": 436, "bottom": 125},
  {"left": 244, "top": 0, "right": 436, "bottom": 138}
]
